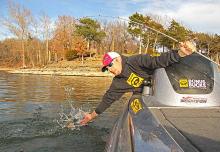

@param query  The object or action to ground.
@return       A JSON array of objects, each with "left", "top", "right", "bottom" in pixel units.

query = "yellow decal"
[
  {"left": 127, "top": 73, "right": 144, "bottom": 88},
  {"left": 179, "top": 79, "right": 188, "bottom": 88},
  {"left": 130, "top": 99, "right": 143, "bottom": 114}
]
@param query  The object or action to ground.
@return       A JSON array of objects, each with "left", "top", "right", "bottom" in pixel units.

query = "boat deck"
[{"left": 150, "top": 107, "right": 220, "bottom": 152}]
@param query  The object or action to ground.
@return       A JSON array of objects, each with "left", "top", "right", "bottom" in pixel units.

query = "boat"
[{"left": 105, "top": 53, "right": 220, "bottom": 152}]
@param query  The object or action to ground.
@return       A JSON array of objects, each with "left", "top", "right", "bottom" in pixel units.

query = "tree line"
[{"left": 0, "top": 1, "right": 219, "bottom": 68}]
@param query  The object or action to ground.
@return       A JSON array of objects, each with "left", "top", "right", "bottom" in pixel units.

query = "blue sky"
[{"left": 0, "top": 0, "right": 220, "bottom": 40}]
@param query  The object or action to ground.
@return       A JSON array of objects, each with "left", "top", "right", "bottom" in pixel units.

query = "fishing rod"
[{"left": 81, "top": 15, "right": 220, "bottom": 66}]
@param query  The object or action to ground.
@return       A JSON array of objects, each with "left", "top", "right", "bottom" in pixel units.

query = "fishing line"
[
  {"left": 80, "top": 15, "right": 219, "bottom": 67},
  {"left": 78, "top": 15, "right": 220, "bottom": 87}
]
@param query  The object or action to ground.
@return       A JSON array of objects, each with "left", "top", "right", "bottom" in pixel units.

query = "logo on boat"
[
  {"left": 127, "top": 73, "right": 144, "bottom": 88},
  {"left": 130, "top": 99, "right": 143, "bottom": 114},
  {"left": 179, "top": 79, "right": 188, "bottom": 88},
  {"left": 179, "top": 79, "right": 206, "bottom": 89},
  {"left": 180, "top": 96, "right": 207, "bottom": 103}
]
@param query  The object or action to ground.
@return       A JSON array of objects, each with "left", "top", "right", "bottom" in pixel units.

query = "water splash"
[
  {"left": 57, "top": 103, "right": 91, "bottom": 130},
  {"left": 51, "top": 75, "right": 92, "bottom": 130},
  {"left": 64, "top": 86, "right": 75, "bottom": 97}
]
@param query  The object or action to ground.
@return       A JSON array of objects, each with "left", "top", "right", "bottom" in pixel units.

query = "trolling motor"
[{"left": 142, "top": 77, "right": 152, "bottom": 96}]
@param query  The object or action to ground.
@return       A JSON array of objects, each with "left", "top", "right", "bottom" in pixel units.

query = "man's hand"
[
  {"left": 178, "top": 41, "right": 196, "bottom": 57},
  {"left": 80, "top": 111, "right": 98, "bottom": 125}
]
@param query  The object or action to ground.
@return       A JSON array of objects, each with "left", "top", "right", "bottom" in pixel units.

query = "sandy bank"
[
  {"left": 9, "top": 68, "right": 112, "bottom": 77},
  {"left": 0, "top": 59, "right": 114, "bottom": 77}
]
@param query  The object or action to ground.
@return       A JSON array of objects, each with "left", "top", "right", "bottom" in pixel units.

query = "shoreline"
[
  {"left": 0, "top": 68, "right": 113, "bottom": 77},
  {"left": 0, "top": 60, "right": 114, "bottom": 77}
]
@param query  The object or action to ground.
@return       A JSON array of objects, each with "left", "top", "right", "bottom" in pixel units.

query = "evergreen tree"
[
  {"left": 162, "top": 20, "right": 190, "bottom": 49},
  {"left": 76, "top": 18, "right": 106, "bottom": 51},
  {"left": 128, "top": 13, "right": 164, "bottom": 54}
]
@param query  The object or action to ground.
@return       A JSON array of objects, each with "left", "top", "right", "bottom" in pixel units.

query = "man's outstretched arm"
[
  {"left": 80, "top": 78, "right": 126, "bottom": 125},
  {"left": 138, "top": 41, "right": 196, "bottom": 69}
]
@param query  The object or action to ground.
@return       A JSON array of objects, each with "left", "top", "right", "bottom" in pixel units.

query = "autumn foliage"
[{"left": 0, "top": 2, "right": 219, "bottom": 68}]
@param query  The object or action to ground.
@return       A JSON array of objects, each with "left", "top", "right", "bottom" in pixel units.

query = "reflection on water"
[{"left": 0, "top": 71, "right": 129, "bottom": 152}]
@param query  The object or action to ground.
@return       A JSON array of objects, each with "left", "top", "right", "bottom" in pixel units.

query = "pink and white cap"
[{"left": 102, "top": 52, "right": 120, "bottom": 72}]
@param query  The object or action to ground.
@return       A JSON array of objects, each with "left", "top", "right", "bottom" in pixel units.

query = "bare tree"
[
  {"left": 101, "top": 20, "right": 129, "bottom": 53},
  {"left": 99, "top": 19, "right": 138, "bottom": 55},
  {"left": 31, "top": 17, "right": 42, "bottom": 65},
  {"left": 40, "top": 13, "right": 52, "bottom": 64},
  {"left": 1, "top": 1, "right": 33, "bottom": 68}
]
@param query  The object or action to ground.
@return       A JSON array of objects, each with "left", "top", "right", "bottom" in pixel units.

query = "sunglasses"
[
  {"left": 107, "top": 62, "right": 113, "bottom": 67},
  {"left": 104, "top": 62, "right": 113, "bottom": 72}
]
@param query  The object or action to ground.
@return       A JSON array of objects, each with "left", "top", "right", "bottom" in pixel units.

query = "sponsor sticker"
[
  {"left": 127, "top": 73, "right": 144, "bottom": 88},
  {"left": 179, "top": 79, "right": 188, "bottom": 88},
  {"left": 179, "top": 79, "right": 206, "bottom": 89},
  {"left": 180, "top": 97, "right": 207, "bottom": 103},
  {"left": 188, "top": 79, "right": 206, "bottom": 89},
  {"left": 130, "top": 99, "right": 143, "bottom": 114}
]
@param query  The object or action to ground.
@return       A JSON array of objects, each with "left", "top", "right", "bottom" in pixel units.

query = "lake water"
[{"left": 0, "top": 71, "right": 130, "bottom": 152}]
